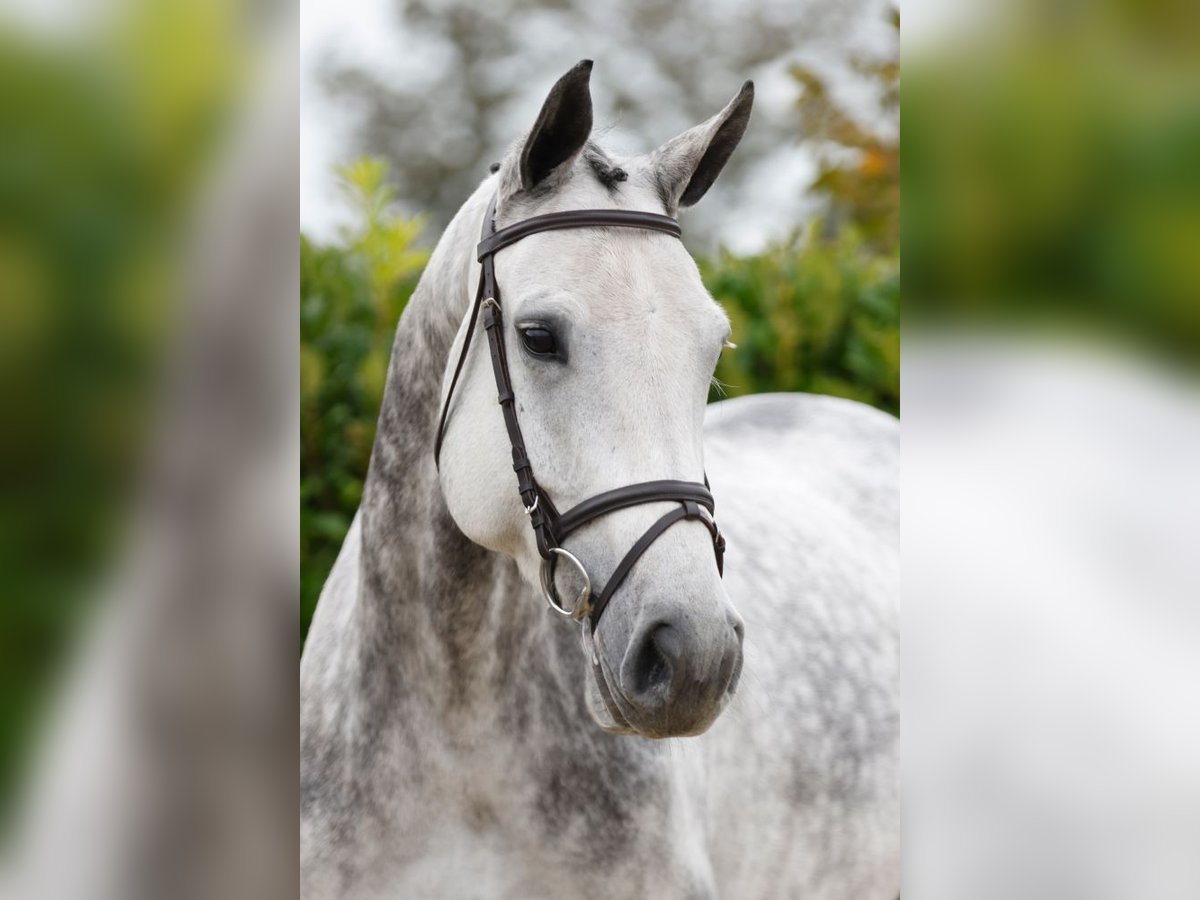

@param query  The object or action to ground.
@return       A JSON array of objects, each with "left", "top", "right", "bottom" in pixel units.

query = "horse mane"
[{"left": 486, "top": 140, "right": 626, "bottom": 188}]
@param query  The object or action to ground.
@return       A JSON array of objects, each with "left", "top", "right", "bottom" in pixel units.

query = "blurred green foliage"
[
  {"left": 704, "top": 226, "right": 898, "bottom": 411},
  {"left": 0, "top": 1, "right": 244, "bottom": 822},
  {"left": 301, "top": 160, "right": 429, "bottom": 637},
  {"left": 903, "top": 6, "right": 1200, "bottom": 359}
]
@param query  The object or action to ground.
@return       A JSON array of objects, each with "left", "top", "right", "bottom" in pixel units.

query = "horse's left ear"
[
  {"left": 519, "top": 59, "right": 594, "bottom": 192},
  {"left": 650, "top": 81, "right": 754, "bottom": 213}
]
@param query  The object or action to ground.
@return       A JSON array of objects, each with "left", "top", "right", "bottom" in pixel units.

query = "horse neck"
[{"left": 353, "top": 182, "right": 556, "bottom": 714}]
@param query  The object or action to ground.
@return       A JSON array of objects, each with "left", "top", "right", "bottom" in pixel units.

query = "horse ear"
[
  {"left": 650, "top": 81, "right": 754, "bottom": 213},
  {"left": 518, "top": 59, "right": 594, "bottom": 192}
]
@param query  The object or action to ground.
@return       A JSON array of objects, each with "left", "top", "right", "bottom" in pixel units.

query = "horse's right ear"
[
  {"left": 516, "top": 59, "right": 594, "bottom": 192},
  {"left": 649, "top": 81, "right": 753, "bottom": 214}
]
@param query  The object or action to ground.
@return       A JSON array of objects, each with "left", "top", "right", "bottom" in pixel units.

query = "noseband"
[{"left": 434, "top": 194, "right": 726, "bottom": 632}]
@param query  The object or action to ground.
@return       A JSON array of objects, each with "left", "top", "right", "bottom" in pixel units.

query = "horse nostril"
[{"left": 631, "top": 623, "right": 680, "bottom": 697}]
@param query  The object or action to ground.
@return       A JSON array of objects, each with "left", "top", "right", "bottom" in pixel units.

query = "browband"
[{"left": 477, "top": 208, "right": 682, "bottom": 260}]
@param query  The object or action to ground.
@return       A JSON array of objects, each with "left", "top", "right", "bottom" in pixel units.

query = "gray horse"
[{"left": 301, "top": 61, "right": 898, "bottom": 899}]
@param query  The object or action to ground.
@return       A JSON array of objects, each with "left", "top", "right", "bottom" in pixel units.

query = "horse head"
[{"left": 437, "top": 61, "right": 753, "bottom": 738}]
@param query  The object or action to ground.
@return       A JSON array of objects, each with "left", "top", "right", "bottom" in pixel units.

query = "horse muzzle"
[{"left": 591, "top": 606, "right": 744, "bottom": 738}]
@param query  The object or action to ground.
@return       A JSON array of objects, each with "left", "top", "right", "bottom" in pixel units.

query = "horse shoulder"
[
  {"left": 700, "top": 393, "right": 899, "bottom": 898},
  {"left": 704, "top": 392, "right": 897, "bottom": 526}
]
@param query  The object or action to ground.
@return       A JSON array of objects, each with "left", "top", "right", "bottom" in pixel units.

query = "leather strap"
[
  {"left": 481, "top": 292, "right": 557, "bottom": 558},
  {"left": 477, "top": 209, "right": 681, "bottom": 260},
  {"left": 555, "top": 480, "right": 715, "bottom": 539},
  {"left": 433, "top": 191, "right": 726, "bottom": 629},
  {"left": 432, "top": 276, "right": 486, "bottom": 465},
  {"left": 587, "top": 499, "right": 723, "bottom": 629}
]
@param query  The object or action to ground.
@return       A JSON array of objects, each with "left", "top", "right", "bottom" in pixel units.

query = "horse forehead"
[
  {"left": 505, "top": 230, "right": 712, "bottom": 325},
  {"left": 495, "top": 165, "right": 722, "bottom": 328}
]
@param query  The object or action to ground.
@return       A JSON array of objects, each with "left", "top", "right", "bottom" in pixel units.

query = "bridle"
[{"left": 434, "top": 193, "right": 726, "bottom": 633}]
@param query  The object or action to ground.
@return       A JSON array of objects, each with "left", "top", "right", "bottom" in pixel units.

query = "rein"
[{"left": 434, "top": 193, "right": 725, "bottom": 631}]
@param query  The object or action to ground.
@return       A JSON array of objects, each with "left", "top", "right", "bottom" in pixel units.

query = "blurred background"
[
  {"left": 1, "top": 0, "right": 297, "bottom": 897},
  {"left": 1, "top": 0, "right": 250, "bottom": 820},
  {"left": 1, "top": 0, "right": 1198, "bottom": 895},
  {"left": 903, "top": 2, "right": 1200, "bottom": 899},
  {"left": 904, "top": 0, "right": 1200, "bottom": 358},
  {"left": 299, "top": 2, "right": 901, "bottom": 640}
]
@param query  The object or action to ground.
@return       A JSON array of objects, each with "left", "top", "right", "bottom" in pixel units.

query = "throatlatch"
[{"left": 434, "top": 194, "right": 726, "bottom": 629}]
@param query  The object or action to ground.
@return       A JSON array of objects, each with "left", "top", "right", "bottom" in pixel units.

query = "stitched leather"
[
  {"left": 555, "top": 480, "right": 715, "bottom": 539},
  {"left": 481, "top": 293, "right": 558, "bottom": 558},
  {"left": 586, "top": 501, "right": 722, "bottom": 629},
  {"left": 477, "top": 209, "right": 681, "bottom": 260}
]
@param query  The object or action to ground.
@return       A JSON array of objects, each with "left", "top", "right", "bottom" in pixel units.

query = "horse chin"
[{"left": 583, "top": 658, "right": 638, "bottom": 734}]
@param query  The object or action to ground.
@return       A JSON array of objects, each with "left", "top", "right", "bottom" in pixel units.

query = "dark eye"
[{"left": 519, "top": 326, "right": 558, "bottom": 358}]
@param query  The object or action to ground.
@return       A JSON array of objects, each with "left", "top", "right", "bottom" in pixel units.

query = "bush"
[
  {"left": 705, "top": 224, "right": 898, "bottom": 414},
  {"left": 300, "top": 160, "right": 428, "bottom": 638}
]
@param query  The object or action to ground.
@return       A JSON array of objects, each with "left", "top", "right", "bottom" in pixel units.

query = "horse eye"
[{"left": 519, "top": 326, "right": 558, "bottom": 357}]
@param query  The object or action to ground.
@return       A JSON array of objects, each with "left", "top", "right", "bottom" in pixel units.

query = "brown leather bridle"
[{"left": 434, "top": 194, "right": 726, "bottom": 631}]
